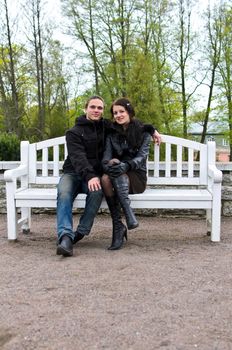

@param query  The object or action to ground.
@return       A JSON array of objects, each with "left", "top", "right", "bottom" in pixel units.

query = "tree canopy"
[{"left": 0, "top": 0, "right": 231, "bottom": 159}]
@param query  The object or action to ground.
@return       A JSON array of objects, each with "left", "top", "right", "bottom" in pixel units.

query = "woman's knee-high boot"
[
  {"left": 105, "top": 196, "right": 127, "bottom": 250},
  {"left": 111, "top": 175, "right": 139, "bottom": 230}
]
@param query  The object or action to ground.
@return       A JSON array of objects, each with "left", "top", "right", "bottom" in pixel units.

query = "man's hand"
[
  {"left": 88, "top": 177, "right": 101, "bottom": 191},
  {"left": 152, "top": 130, "right": 162, "bottom": 145}
]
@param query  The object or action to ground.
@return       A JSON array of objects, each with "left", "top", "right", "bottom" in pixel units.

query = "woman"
[{"left": 101, "top": 97, "right": 157, "bottom": 250}]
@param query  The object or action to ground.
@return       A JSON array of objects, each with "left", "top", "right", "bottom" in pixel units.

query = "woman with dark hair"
[{"left": 101, "top": 97, "right": 157, "bottom": 250}]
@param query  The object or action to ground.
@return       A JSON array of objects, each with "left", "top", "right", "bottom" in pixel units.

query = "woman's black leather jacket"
[{"left": 102, "top": 119, "right": 153, "bottom": 174}]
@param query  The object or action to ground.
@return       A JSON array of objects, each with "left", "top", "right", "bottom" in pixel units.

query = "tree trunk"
[{"left": 4, "top": 0, "right": 20, "bottom": 134}]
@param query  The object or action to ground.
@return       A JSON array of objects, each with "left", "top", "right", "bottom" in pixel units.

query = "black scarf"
[{"left": 112, "top": 118, "right": 153, "bottom": 150}]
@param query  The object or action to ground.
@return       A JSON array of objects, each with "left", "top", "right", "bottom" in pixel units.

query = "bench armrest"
[
  {"left": 4, "top": 165, "right": 28, "bottom": 182},
  {"left": 208, "top": 164, "right": 222, "bottom": 183}
]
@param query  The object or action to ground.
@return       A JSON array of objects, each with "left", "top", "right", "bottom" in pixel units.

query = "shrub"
[{"left": 0, "top": 132, "right": 20, "bottom": 161}]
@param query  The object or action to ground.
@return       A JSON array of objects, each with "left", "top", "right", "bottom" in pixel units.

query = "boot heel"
[
  {"left": 108, "top": 224, "right": 127, "bottom": 250},
  {"left": 128, "top": 221, "right": 139, "bottom": 230},
  {"left": 124, "top": 229, "right": 128, "bottom": 241}
]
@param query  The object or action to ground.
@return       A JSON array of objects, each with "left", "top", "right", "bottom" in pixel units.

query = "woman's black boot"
[
  {"left": 111, "top": 175, "right": 139, "bottom": 230},
  {"left": 105, "top": 196, "right": 127, "bottom": 250}
]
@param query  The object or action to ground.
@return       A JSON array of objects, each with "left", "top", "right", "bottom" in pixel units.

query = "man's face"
[{"left": 85, "top": 98, "right": 104, "bottom": 121}]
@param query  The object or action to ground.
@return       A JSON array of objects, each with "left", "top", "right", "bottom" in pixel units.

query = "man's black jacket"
[{"left": 63, "top": 115, "right": 112, "bottom": 182}]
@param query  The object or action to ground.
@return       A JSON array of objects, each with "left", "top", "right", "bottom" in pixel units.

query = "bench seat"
[{"left": 14, "top": 188, "right": 212, "bottom": 209}]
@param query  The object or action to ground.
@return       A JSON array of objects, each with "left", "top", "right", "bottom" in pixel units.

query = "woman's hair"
[
  {"left": 110, "top": 98, "right": 135, "bottom": 119},
  {"left": 85, "top": 95, "right": 105, "bottom": 108}
]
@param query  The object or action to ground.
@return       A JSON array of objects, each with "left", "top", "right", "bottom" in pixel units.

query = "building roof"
[{"left": 188, "top": 121, "right": 228, "bottom": 135}]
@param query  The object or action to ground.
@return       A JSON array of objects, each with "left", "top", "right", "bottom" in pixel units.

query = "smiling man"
[{"left": 56, "top": 96, "right": 106, "bottom": 257}]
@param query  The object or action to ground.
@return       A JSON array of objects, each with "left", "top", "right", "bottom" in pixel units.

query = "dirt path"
[{"left": 0, "top": 213, "right": 232, "bottom": 350}]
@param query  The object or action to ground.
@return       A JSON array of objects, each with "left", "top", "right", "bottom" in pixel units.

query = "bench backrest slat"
[
  {"left": 42, "top": 148, "right": 48, "bottom": 176},
  {"left": 29, "top": 143, "right": 37, "bottom": 183},
  {"left": 188, "top": 148, "right": 194, "bottom": 178},
  {"left": 200, "top": 146, "right": 208, "bottom": 184},
  {"left": 177, "top": 145, "right": 182, "bottom": 177},
  {"left": 53, "top": 145, "right": 60, "bottom": 177},
  {"left": 165, "top": 143, "right": 171, "bottom": 178},
  {"left": 64, "top": 143, "right": 68, "bottom": 159},
  {"left": 24, "top": 134, "right": 212, "bottom": 187},
  {"left": 154, "top": 144, "right": 160, "bottom": 177}
]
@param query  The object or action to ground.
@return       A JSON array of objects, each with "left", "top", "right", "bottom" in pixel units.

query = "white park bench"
[{"left": 4, "top": 135, "right": 222, "bottom": 242}]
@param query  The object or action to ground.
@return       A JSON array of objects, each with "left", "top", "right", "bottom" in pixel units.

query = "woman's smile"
[{"left": 113, "top": 106, "right": 130, "bottom": 125}]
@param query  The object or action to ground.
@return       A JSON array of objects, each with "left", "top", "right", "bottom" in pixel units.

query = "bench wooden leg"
[
  {"left": 211, "top": 208, "right": 221, "bottom": 242},
  {"left": 210, "top": 184, "right": 221, "bottom": 242},
  {"left": 21, "top": 207, "right": 31, "bottom": 234},
  {"left": 6, "top": 182, "right": 17, "bottom": 241},
  {"left": 206, "top": 209, "right": 211, "bottom": 236},
  {"left": 7, "top": 208, "right": 17, "bottom": 240}
]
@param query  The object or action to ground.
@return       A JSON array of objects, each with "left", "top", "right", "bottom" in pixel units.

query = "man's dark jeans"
[{"left": 57, "top": 173, "right": 103, "bottom": 242}]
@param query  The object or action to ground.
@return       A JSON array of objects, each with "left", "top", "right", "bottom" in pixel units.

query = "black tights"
[{"left": 101, "top": 174, "right": 130, "bottom": 197}]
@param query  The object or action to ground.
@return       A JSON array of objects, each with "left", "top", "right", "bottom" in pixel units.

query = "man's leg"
[
  {"left": 56, "top": 174, "right": 81, "bottom": 255},
  {"left": 75, "top": 184, "right": 103, "bottom": 237}
]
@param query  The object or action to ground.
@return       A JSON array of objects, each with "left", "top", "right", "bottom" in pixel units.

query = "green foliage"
[
  {"left": 46, "top": 106, "right": 69, "bottom": 138},
  {"left": 0, "top": 114, "right": 5, "bottom": 130},
  {"left": 0, "top": 0, "right": 231, "bottom": 157},
  {"left": 0, "top": 132, "right": 20, "bottom": 161},
  {"left": 96, "top": 47, "right": 183, "bottom": 134},
  {"left": 69, "top": 95, "right": 89, "bottom": 125},
  {"left": 126, "top": 52, "right": 159, "bottom": 124}
]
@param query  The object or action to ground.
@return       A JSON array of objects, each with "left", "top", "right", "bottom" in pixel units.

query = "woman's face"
[{"left": 112, "top": 105, "right": 130, "bottom": 126}]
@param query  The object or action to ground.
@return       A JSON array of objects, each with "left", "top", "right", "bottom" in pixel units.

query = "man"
[
  {"left": 56, "top": 96, "right": 105, "bottom": 257},
  {"left": 56, "top": 95, "right": 162, "bottom": 257}
]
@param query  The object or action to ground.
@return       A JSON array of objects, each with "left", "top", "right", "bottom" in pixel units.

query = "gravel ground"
[{"left": 0, "top": 213, "right": 232, "bottom": 350}]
